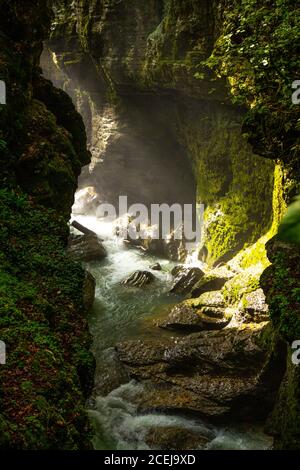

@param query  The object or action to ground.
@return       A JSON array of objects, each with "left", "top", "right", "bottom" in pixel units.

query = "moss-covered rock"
[{"left": 0, "top": 1, "right": 94, "bottom": 449}]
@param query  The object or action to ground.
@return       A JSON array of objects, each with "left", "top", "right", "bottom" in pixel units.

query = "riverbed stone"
[
  {"left": 170, "top": 267, "right": 205, "bottom": 296},
  {"left": 68, "top": 233, "right": 107, "bottom": 262},
  {"left": 121, "top": 270, "right": 156, "bottom": 287},
  {"left": 158, "top": 302, "right": 232, "bottom": 333},
  {"left": 116, "top": 324, "right": 285, "bottom": 421},
  {"left": 150, "top": 263, "right": 162, "bottom": 271}
]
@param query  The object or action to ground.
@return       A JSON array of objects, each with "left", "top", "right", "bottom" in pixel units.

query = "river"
[{"left": 71, "top": 215, "right": 273, "bottom": 451}]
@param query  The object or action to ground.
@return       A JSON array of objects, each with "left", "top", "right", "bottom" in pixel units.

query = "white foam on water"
[
  {"left": 73, "top": 215, "right": 273, "bottom": 451},
  {"left": 88, "top": 382, "right": 215, "bottom": 450},
  {"left": 89, "top": 382, "right": 273, "bottom": 451}
]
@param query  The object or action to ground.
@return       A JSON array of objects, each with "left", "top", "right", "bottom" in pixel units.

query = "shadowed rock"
[
  {"left": 145, "top": 426, "right": 211, "bottom": 450},
  {"left": 116, "top": 324, "right": 286, "bottom": 421},
  {"left": 150, "top": 263, "right": 162, "bottom": 271},
  {"left": 158, "top": 302, "right": 232, "bottom": 333},
  {"left": 122, "top": 270, "right": 156, "bottom": 288},
  {"left": 68, "top": 233, "right": 107, "bottom": 262},
  {"left": 170, "top": 267, "right": 205, "bottom": 296},
  {"left": 83, "top": 270, "right": 96, "bottom": 313}
]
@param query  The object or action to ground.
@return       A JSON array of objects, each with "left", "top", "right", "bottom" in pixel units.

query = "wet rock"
[
  {"left": 171, "top": 265, "right": 184, "bottom": 277},
  {"left": 68, "top": 233, "right": 107, "bottom": 262},
  {"left": 145, "top": 426, "right": 210, "bottom": 450},
  {"left": 122, "top": 270, "right": 156, "bottom": 287},
  {"left": 195, "top": 290, "right": 225, "bottom": 308},
  {"left": 150, "top": 263, "right": 162, "bottom": 271},
  {"left": 158, "top": 302, "right": 232, "bottom": 333},
  {"left": 191, "top": 273, "right": 233, "bottom": 298},
  {"left": 170, "top": 267, "right": 205, "bottom": 296},
  {"left": 93, "top": 348, "right": 130, "bottom": 396},
  {"left": 240, "top": 289, "right": 269, "bottom": 323},
  {"left": 116, "top": 324, "right": 285, "bottom": 421},
  {"left": 126, "top": 237, "right": 187, "bottom": 262},
  {"left": 83, "top": 270, "right": 96, "bottom": 313}
]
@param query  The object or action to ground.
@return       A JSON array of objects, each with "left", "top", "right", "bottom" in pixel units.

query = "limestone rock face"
[
  {"left": 45, "top": 0, "right": 275, "bottom": 266},
  {"left": 261, "top": 238, "right": 300, "bottom": 449},
  {"left": 158, "top": 302, "right": 232, "bottom": 333},
  {"left": 0, "top": 0, "right": 94, "bottom": 450},
  {"left": 116, "top": 324, "right": 285, "bottom": 421}
]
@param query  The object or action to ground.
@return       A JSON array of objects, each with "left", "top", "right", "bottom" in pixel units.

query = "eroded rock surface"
[
  {"left": 116, "top": 324, "right": 285, "bottom": 421},
  {"left": 68, "top": 233, "right": 107, "bottom": 262},
  {"left": 158, "top": 302, "right": 232, "bottom": 333}
]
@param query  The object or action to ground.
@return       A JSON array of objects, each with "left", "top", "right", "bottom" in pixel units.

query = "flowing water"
[{"left": 72, "top": 215, "right": 273, "bottom": 451}]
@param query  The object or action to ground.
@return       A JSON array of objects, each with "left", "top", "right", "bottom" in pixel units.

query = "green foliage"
[
  {"left": 278, "top": 195, "right": 300, "bottom": 244},
  {"left": 0, "top": 188, "right": 95, "bottom": 449},
  {"left": 204, "top": 0, "right": 300, "bottom": 195}
]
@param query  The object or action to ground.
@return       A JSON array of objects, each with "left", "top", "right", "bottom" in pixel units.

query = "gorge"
[{"left": 0, "top": 0, "right": 299, "bottom": 451}]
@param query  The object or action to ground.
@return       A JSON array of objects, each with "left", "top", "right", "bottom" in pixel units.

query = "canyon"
[{"left": 0, "top": 0, "right": 299, "bottom": 450}]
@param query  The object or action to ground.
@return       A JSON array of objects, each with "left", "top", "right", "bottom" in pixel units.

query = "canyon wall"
[
  {"left": 0, "top": 0, "right": 94, "bottom": 448},
  {"left": 44, "top": 0, "right": 300, "bottom": 448},
  {"left": 44, "top": 0, "right": 276, "bottom": 266}
]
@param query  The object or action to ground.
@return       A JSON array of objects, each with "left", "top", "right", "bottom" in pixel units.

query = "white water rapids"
[{"left": 71, "top": 215, "right": 273, "bottom": 451}]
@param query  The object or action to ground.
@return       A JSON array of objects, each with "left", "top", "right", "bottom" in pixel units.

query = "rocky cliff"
[
  {"left": 44, "top": 0, "right": 277, "bottom": 266},
  {"left": 0, "top": 1, "right": 94, "bottom": 449},
  {"left": 1, "top": 0, "right": 299, "bottom": 449}
]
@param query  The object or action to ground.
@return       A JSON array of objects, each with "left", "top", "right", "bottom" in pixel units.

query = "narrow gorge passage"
[
  {"left": 71, "top": 216, "right": 272, "bottom": 450},
  {"left": 1, "top": 0, "right": 299, "bottom": 453},
  {"left": 39, "top": 0, "right": 296, "bottom": 451},
  {"left": 59, "top": 80, "right": 277, "bottom": 449}
]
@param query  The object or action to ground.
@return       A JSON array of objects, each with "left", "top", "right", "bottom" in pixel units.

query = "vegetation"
[{"left": 0, "top": 0, "right": 94, "bottom": 449}]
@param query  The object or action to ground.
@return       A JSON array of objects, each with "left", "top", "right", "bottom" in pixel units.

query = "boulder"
[
  {"left": 82, "top": 270, "right": 96, "bottom": 313},
  {"left": 240, "top": 289, "right": 269, "bottom": 323},
  {"left": 194, "top": 290, "right": 225, "bottom": 308},
  {"left": 170, "top": 267, "right": 205, "bottom": 296},
  {"left": 191, "top": 274, "right": 232, "bottom": 298},
  {"left": 171, "top": 265, "right": 184, "bottom": 277},
  {"left": 121, "top": 270, "right": 156, "bottom": 287},
  {"left": 68, "top": 233, "right": 107, "bottom": 262},
  {"left": 116, "top": 324, "right": 285, "bottom": 421},
  {"left": 158, "top": 302, "right": 232, "bottom": 333}
]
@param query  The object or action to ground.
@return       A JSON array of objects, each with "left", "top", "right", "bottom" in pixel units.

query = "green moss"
[
  {"left": 267, "top": 350, "right": 300, "bottom": 450},
  {"left": 0, "top": 189, "right": 95, "bottom": 449},
  {"left": 222, "top": 268, "right": 260, "bottom": 306},
  {"left": 0, "top": 3, "right": 94, "bottom": 448}
]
